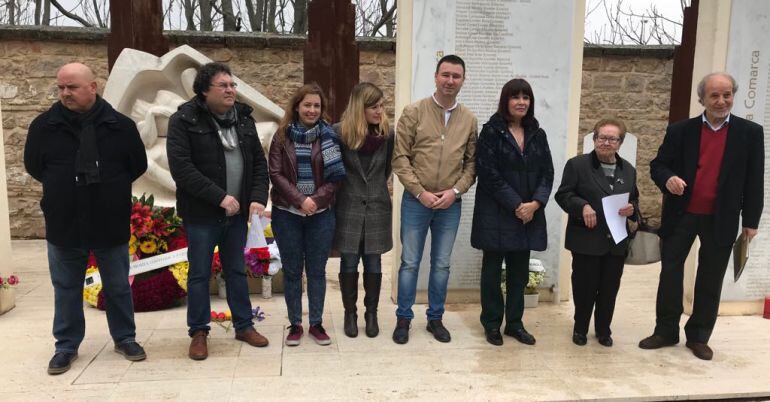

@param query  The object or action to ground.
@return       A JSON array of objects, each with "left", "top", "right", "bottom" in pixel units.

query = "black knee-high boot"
[
  {"left": 363, "top": 273, "right": 382, "bottom": 337},
  {"left": 339, "top": 272, "right": 359, "bottom": 337}
]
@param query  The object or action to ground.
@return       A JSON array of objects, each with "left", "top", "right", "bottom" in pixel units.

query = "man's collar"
[
  {"left": 702, "top": 112, "right": 730, "bottom": 131},
  {"left": 432, "top": 93, "right": 458, "bottom": 111}
]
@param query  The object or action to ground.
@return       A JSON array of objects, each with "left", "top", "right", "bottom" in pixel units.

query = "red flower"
[
  {"left": 87, "top": 252, "right": 97, "bottom": 268},
  {"left": 0, "top": 277, "right": 3, "bottom": 286},
  {"left": 7, "top": 275, "right": 18, "bottom": 285},
  {"left": 167, "top": 232, "right": 188, "bottom": 251},
  {"left": 256, "top": 247, "right": 271, "bottom": 261},
  {"left": 152, "top": 218, "right": 170, "bottom": 237},
  {"left": 211, "top": 252, "right": 222, "bottom": 274}
]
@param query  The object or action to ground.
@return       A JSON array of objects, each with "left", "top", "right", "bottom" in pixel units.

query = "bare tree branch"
[
  {"left": 92, "top": 0, "right": 104, "bottom": 27},
  {"left": 199, "top": 0, "right": 213, "bottom": 30},
  {"left": 49, "top": 0, "right": 94, "bottom": 27},
  {"left": 183, "top": 0, "right": 197, "bottom": 30},
  {"left": 369, "top": 0, "right": 396, "bottom": 37},
  {"left": 35, "top": 0, "right": 42, "bottom": 25},
  {"left": 43, "top": 0, "right": 51, "bottom": 25}
]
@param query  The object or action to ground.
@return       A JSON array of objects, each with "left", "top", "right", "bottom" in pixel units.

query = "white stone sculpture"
[{"left": 103, "top": 45, "right": 284, "bottom": 206}]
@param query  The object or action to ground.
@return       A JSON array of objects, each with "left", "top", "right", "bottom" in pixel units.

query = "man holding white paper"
[
  {"left": 167, "top": 63, "right": 270, "bottom": 360},
  {"left": 556, "top": 118, "right": 638, "bottom": 347}
]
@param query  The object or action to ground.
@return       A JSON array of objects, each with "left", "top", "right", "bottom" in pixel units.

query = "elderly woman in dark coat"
[
  {"left": 333, "top": 82, "right": 394, "bottom": 338},
  {"left": 471, "top": 78, "right": 554, "bottom": 346},
  {"left": 555, "top": 118, "right": 638, "bottom": 347}
]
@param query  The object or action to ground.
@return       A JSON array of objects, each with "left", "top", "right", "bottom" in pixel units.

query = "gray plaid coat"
[{"left": 332, "top": 124, "right": 394, "bottom": 254}]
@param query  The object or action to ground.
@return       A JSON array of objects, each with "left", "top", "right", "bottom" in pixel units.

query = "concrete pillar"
[{"left": 0, "top": 101, "right": 16, "bottom": 314}]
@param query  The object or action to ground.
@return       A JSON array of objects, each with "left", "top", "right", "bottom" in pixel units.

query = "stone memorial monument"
[
  {"left": 103, "top": 45, "right": 284, "bottom": 206},
  {"left": 679, "top": 0, "right": 770, "bottom": 315},
  {"left": 392, "top": 0, "right": 586, "bottom": 303}
]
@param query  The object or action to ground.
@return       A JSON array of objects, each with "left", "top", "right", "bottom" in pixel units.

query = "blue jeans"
[
  {"left": 396, "top": 191, "right": 461, "bottom": 321},
  {"left": 272, "top": 208, "right": 335, "bottom": 326},
  {"left": 185, "top": 214, "right": 254, "bottom": 335},
  {"left": 47, "top": 242, "right": 136, "bottom": 353}
]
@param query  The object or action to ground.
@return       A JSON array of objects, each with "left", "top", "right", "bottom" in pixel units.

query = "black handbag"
[{"left": 625, "top": 213, "right": 661, "bottom": 265}]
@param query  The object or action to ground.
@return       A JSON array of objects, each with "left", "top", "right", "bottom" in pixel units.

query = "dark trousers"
[
  {"left": 479, "top": 250, "right": 530, "bottom": 332},
  {"left": 47, "top": 242, "right": 137, "bottom": 353},
  {"left": 185, "top": 214, "right": 254, "bottom": 335},
  {"left": 570, "top": 252, "right": 625, "bottom": 337},
  {"left": 340, "top": 235, "right": 382, "bottom": 274},
  {"left": 654, "top": 213, "right": 732, "bottom": 343}
]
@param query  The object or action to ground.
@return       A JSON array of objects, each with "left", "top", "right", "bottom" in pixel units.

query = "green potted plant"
[{"left": 524, "top": 259, "right": 545, "bottom": 308}]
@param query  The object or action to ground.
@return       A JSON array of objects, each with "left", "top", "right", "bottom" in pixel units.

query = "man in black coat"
[
  {"left": 167, "top": 62, "right": 270, "bottom": 360},
  {"left": 24, "top": 63, "right": 149, "bottom": 374},
  {"left": 639, "top": 72, "right": 764, "bottom": 360}
]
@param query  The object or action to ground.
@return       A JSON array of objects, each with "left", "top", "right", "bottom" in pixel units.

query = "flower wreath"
[
  {"left": 83, "top": 195, "right": 282, "bottom": 312},
  {"left": 84, "top": 195, "right": 189, "bottom": 311}
]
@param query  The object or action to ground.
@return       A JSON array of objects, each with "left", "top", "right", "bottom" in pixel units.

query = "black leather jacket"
[{"left": 167, "top": 98, "right": 269, "bottom": 224}]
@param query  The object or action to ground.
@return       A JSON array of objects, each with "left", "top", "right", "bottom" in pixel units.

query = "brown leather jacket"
[{"left": 268, "top": 134, "right": 341, "bottom": 210}]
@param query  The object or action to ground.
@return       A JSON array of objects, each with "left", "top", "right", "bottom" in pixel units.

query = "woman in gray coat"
[
  {"left": 555, "top": 118, "right": 638, "bottom": 347},
  {"left": 333, "top": 82, "right": 394, "bottom": 338}
]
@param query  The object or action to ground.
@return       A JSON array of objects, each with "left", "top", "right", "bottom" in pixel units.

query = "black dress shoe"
[
  {"left": 597, "top": 335, "right": 613, "bottom": 347},
  {"left": 426, "top": 319, "right": 451, "bottom": 343},
  {"left": 505, "top": 328, "right": 536, "bottom": 345},
  {"left": 685, "top": 341, "right": 713, "bottom": 360},
  {"left": 572, "top": 332, "right": 587, "bottom": 346},
  {"left": 485, "top": 328, "right": 503, "bottom": 346},
  {"left": 392, "top": 318, "right": 410, "bottom": 344},
  {"left": 115, "top": 341, "right": 147, "bottom": 361},
  {"left": 638, "top": 334, "right": 678, "bottom": 349},
  {"left": 47, "top": 352, "right": 78, "bottom": 375}
]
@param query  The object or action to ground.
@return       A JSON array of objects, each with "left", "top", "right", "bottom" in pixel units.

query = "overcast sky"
[{"left": 585, "top": 0, "right": 687, "bottom": 44}]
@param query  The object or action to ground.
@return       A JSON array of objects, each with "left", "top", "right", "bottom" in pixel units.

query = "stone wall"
[{"left": 0, "top": 26, "right": 672, "bottom": 238}]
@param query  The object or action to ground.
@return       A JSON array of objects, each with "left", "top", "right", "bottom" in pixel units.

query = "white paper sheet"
[{"left": 601, "top": 193, "right": 629, "bottom": 244}]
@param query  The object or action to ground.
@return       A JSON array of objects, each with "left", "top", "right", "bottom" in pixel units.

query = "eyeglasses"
[
  {"left": 211, "top": 82, "right": 238, "bottom": 90},
  {"left": 596, "top": 136, "right": 621, "bottom": 144}
]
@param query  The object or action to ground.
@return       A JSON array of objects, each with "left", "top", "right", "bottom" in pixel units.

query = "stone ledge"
[
  {"left": 584, "top": 44, "right": 676, "bottom": 58},
  {"left": 0, "top": 25, "right": 397, "bottom": 51},
  {"left": 0, "top": 25, "right": 107, "bottom": 41}
]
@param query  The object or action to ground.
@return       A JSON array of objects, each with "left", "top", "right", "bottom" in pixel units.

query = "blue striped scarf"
[{"left": 288, "top": 120, "right": 346, "bottom": 195}]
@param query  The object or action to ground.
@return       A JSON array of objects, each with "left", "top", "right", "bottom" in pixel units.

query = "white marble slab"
[
  {"left": 407, "top": 0, "right": 581, "bottom": 292},
  {"left": 721, "top": 0, "right": 770, "bottom": 302}
]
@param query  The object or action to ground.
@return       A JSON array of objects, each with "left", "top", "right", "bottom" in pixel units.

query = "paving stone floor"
[{"left": 1, "top": 240, "right": 769, "bottom": 401}]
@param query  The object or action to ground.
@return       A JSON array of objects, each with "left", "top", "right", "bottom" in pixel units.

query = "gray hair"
[{"left": 697, "top": 72, "right": 738, "bottom": 103}]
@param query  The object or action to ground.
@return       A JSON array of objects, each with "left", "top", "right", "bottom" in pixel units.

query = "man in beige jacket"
[{"left": 391, "top": 54, "right": 478, "bottom": 344}]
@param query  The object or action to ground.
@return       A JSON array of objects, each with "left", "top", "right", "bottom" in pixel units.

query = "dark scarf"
[
  {"left": 288, "top": 120, "right": 346, "bottom": 183},
  {"left": 358, "top": 125, "right": 386, "bottom": 155},
  {"left": 196, "top": 97, "right": 239, "bottom": 150},
  {"left": 58, "top": 96, "right": 109, "bottom": 186}
]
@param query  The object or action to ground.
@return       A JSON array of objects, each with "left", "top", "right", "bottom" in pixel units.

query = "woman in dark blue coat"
[{"left": 471, "top": 79, "right": 554, "bottom": 346}]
